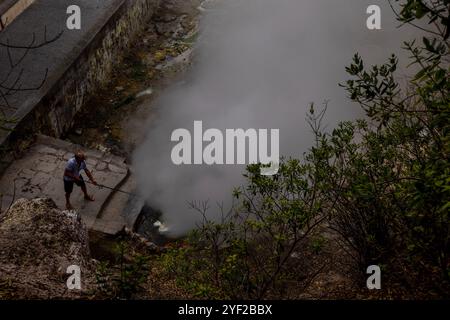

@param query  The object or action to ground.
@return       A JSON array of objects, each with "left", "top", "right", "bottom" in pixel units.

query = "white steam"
[{"left": 134, "top": 0, "right": 418, "bottom": 236}]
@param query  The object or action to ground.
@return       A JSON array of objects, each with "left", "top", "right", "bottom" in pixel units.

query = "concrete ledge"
[{"left": 0, "top": 134, "right": 129, "bottom": 232}]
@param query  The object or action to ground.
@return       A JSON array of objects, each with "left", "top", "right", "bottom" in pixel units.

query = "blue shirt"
[{"left": 64, "top": 157, "right": 87, "bottom": 182}]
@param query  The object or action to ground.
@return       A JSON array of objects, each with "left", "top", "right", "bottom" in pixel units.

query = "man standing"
[{"left": 64, "top": 151, "right": 97, "bottom": 210}]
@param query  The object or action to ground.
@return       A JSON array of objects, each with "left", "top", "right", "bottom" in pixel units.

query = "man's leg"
[
  {"left": 65, "top": 193, "right": 74, "bottom": 210},
  {"left": 79, "top": 178, "right": 95, "bottom": 201},
  {"left": 64, "top": 180, "right": 74, "bottom": 210}
]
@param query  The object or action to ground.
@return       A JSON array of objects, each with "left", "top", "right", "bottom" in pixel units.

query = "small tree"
[
  {"left": 305, "top": 0, "right": 450, "bottom": 292},
  {"left": 161, "top": 130, "right": 334, "bottom": 299}
]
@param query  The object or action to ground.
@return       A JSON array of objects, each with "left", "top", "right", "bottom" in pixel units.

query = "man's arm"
[{"left": 84, "top": 168, "right": 97, "bottom": 185}]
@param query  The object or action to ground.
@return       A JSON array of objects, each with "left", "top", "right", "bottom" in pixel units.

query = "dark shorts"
[{"left": 64, "top": 176, "right": 85, "bottom": 194}]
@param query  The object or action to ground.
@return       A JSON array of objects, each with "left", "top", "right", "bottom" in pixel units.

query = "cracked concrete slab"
[{"left": 0, "top": 135, "right": 130, "bottom": 234}]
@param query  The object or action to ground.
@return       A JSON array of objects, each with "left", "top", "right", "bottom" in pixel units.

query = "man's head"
[{"left": 74, "top": 150, "right": 86, "bottom": 163}]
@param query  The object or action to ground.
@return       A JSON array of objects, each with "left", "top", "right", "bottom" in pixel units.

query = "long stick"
[{"left": 85, "top": 180, "right": 137, "bottom": 196}]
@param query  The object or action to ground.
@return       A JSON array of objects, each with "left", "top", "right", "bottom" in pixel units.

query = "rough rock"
[{"left": 0, "top": 198, "right": 95, "bottom": 299}]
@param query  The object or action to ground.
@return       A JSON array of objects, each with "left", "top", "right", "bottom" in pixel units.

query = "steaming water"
[{"left": 134, "top": 0, "right": 419, "bottom": 236}]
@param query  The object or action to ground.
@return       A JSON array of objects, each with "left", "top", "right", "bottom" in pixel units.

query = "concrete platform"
[
  {"left": 92, "top": 171, "right": 143, "bottom": 235},
  {"left": 0, "top": 135, "right": 134, "bottom": 234}
]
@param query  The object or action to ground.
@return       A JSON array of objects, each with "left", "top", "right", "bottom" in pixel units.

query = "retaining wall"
[{"left": 0, "top": 0, "right": 160, "bottom": 172}]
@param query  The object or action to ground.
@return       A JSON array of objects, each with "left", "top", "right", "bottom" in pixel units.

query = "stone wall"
[
  {"left": 45, "top": 0, "right": 159, "bottom": 137},
  {"left": 1, "top": 0, "right": 159, "bottom": 172}
]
